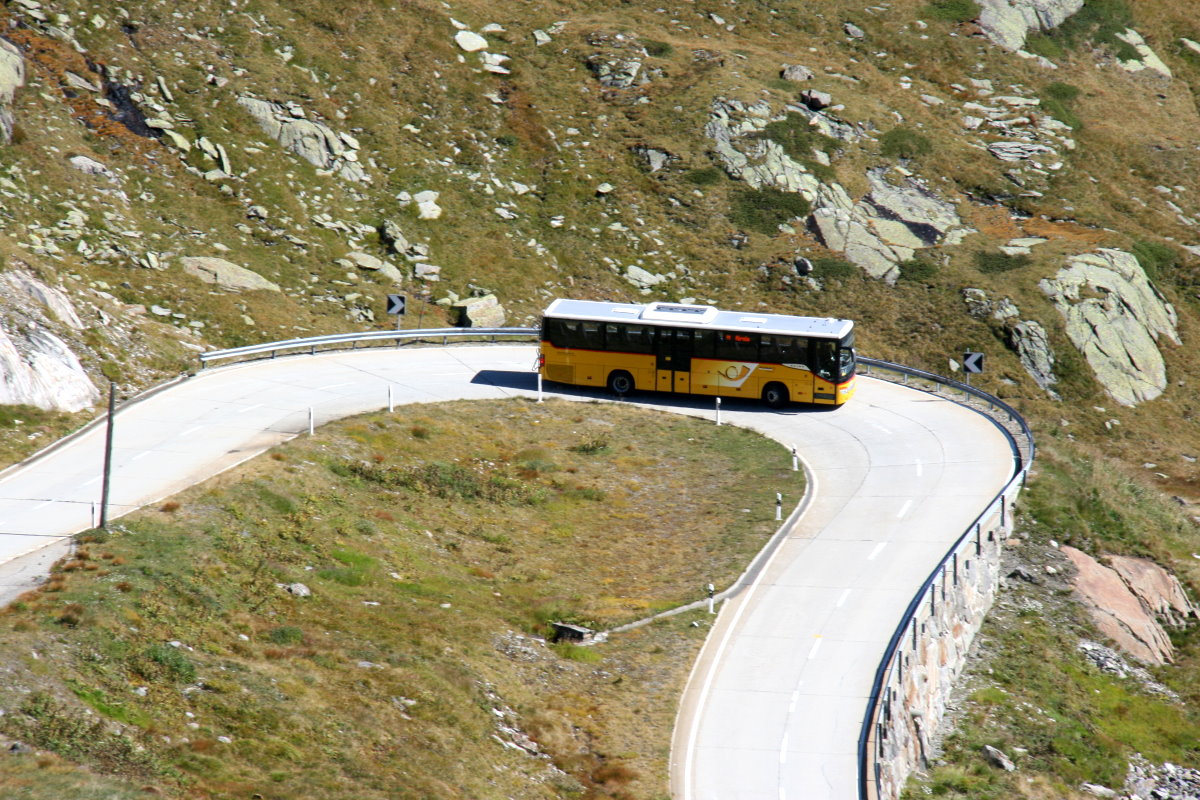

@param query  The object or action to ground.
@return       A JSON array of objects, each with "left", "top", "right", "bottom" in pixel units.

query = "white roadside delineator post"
[
  {"left": 707, "top": 582, "right": 715, "bottom": 614},
  {"left": 791, "top": 446, "right": 799, "bottom": 472},
  {"left": 775, "top": 492, "right": 782, "bottom": 521},
  {"left": 537, "top": 373, "right": 544, "bottom": 403},
  {"left": 388, "top": 385, "right": 394, "bottom": 413},
  {"left": 715, "top": 397, "right": 722, "bottom": 426},
  {"left": 308, "top": 407, "right": 314, "bottom": 436}
]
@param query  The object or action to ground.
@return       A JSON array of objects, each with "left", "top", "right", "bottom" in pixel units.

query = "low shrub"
[
  {"left": 729, "top": 188, "right": 811, "bottom": 235},
  {"left": 1040, "top": 82, "right": 1083, "bottom": 130},
  {"left": 973, "top": 251, "right": 1032, "bottom": 274},
  {"left": 683, "top": 166, "right": 723, "bottom": 186},
  {"left": 811, "top": 257, "right": 858, "bottom": 279},
  {"left": 643, "top": 39, "right": 672, "bottom": 57},
  {"left": 568, "top": 438, "right": 610, "bottom": 455},
  {"left": 898, "top": 258, "right": 939, "bottom": 282},
  {"left": 267, "top": 626, "right": 305, "bottom": 645},
  {"left": 137, "top": 644, "right": 197, "bottom": 683}
]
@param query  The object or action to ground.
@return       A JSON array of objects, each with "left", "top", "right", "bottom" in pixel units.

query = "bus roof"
[{"left": 542, "top": 299, "right": 854, "bottom": 339}]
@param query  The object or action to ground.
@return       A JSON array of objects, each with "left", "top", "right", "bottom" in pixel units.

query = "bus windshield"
[{"left": 838, "top": 332, "right": 856, "bottom": 383}]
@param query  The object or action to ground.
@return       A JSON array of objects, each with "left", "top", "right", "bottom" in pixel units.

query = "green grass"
[
  {"left": 923, "top": 0, "right": 979, "bottom": 23},
  {"left": 880, "top": 127, "right": 933, "bottom": 160}
]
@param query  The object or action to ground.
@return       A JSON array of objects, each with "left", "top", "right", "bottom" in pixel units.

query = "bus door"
[{"left": 656, "top": 328, "right": 692, "bottom": 393}]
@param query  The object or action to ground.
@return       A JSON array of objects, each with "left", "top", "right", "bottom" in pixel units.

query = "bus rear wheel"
[
  {"left": 607, "top": 370, "right": 635, "bottom": 396},
  {"left": 762, "top": 382, "right": 789, "bottom": 409}
]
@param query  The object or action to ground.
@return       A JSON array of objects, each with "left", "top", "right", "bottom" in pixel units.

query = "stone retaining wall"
[{"left": 865, "top": 490, "right": 1017, "bottom": 799}]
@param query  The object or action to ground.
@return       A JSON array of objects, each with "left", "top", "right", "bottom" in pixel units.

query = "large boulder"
[
  {"left": 180, "top": 256, "right": 281, "bottom": 293},
  {"left": 1040, "top": 249, "right": 1179, "bottom": 406},
  {"left": 975, "top": 0, "right": 1085, "bottom": 52},
  {"left": 453, "top": 295, "right": 506, "bottom": 328},
  {"left": 0, "top": 37, "right": 26, "bottom": 144}
]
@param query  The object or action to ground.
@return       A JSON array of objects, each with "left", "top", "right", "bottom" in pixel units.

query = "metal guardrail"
[
  {"left": 197, "top": 327, "right": 540, "bottom": 366},
  {"left": 855, "top": 357, "right": 1035, "bottom": 800}
]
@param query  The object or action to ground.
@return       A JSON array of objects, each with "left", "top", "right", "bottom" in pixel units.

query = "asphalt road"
[{"left": 0, "top": 344, "right": 1015, "bottom": 798}]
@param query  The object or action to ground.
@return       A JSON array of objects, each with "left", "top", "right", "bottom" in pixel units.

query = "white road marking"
[
  {"left": 836, "top": 588, "right": 851, "bottom": 608},
  {"left": 870, "top": 421, "right": 893, "bottom": 436},
  {"left": 788, "top": 690, "right": 800, "bottom": 713},
  {"left": 131, "top": 451, "right": 150, "bottom": 462},
  {"left": 237, "top": 403, "right": 263, "bottom": 414},
  {"left": 180, "top": 426, "right": 204, "bottom": 438},
  {"left": 807, "top": 637, "right": 823, "bottom": 660},
  {"left": 32, "top": 501, "right": 50, "bottom": 511},
  {"left": 780, "top": 733, "right": 789, "bottom": 764},
  {"left": 315, "top": 382, "right": 353, "bottom": 391},
  {"left": 868, "top": 542, "right": 887, "bottom": 561},
  {"left": 81, "top": 476, "right": 100, "bottom": 487},
  {"left": 897, "top": 499, "right": 913, "bottom": 519}
]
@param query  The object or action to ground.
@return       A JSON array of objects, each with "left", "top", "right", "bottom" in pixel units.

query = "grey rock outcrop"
[
  {"left": 1040, "top": 249, "right": 1179, "bottom": 406},
  {"left": 1115, "top": 29, "right": 1172, "bottom": 79},
  {"left": 1061, "top": 546, "right": 1180, "bottom": 665},
  {"left": 2, "top": 270, "right": 84, "bottom": 330},
  {"left": 962, "top": 288, "right": 1059, "bottom": 397},
  {"left": 0, "top": 323, "right": 97, "bottom": 412},
  {"left": 706, "top": 100, "right": 962, "bottom": 281},
  {"left": 0, "top": 37, "right": 26, "bottom": 144},
  {"left": 0, "top": 269, "right": 97, "bottom": 412},
  {"left": 237, "top": 96, "right": 368, "bottom": 183},
  {"left": 975, "top": 0, "right": 1085, "bottom": 52},
  {"left": 862, "top": 170, "right": 962, "bottom": 248},
  {"left": 180, "top": 256, "right": 281, "bottom": 293},
  {"left": 1009, "top": 320, "right": 1059, "bottom": 397}
]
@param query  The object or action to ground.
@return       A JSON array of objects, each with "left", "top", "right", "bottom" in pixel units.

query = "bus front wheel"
[
  {"left": 762, "top": 382, "right": 789, "bottom": 409},
  {"left": 607, "top": 371, "right": 635, "bottom": 396}
]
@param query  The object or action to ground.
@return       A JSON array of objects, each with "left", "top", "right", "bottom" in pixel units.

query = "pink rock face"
[
  {"left": 1060, "top": 546, "right": 1173, "bottom": 665},
  {"left": 1109, "top": 555, "right": 1197, "bottom": 628}
]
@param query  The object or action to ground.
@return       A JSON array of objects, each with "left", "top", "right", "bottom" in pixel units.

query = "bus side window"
[
  {"left": 760, "top": 335, "right": 781, "bottom": 363},
  {"left": 693, "top": 329, "right": 715, "bottom": 359},
  {"left": 625, "top": 324, "right": 654, "bottom": 354},
  {"left": 716, "top": 332, "right": 758, "bottom": 361},
  {"left": 785, "top": 336, "right": 809, "bottom": 369},
  {"left": 581, "top": 322, "right": 604, "bottom": 349},
  {"left": 605, "top": 323, "right": 625, "bottom": 350}
]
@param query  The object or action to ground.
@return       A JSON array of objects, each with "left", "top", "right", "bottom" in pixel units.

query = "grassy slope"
[{"left": 0, "top": 398, "right": 800, "bottom": 799}]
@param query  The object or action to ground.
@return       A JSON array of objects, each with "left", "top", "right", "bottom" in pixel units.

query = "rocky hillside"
[{"left": 2, "top": 0, "right": 1200, "bottom": 795}]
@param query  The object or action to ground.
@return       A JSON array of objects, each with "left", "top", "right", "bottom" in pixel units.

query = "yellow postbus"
[{"left": 539, "top": 299, "right": 856, "bottom": 408}]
